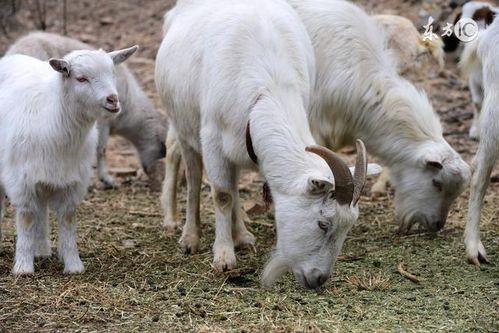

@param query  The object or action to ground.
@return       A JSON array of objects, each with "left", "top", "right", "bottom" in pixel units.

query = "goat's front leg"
[
  {"left": 203, "top": 142, "right": 239, "bottom": 271},
  {"left": 97, "top": 121, "right": 117, "bottom": 189},
  {"left": 177, "top": 141, "right": 202, "bottom": 254},
  {"left": 13, "top": 209, "right": 40, "bottom": 275},
  {"left": 33, "top": 204, "right": 51, "bottom": 258},
  {"left": 56, "top": 204, "right": 84, "bottom": 274},
  {"left": 161, "top": 134, "right": 183, "bottom": 234},
  {"left": 465, "top": 106, "right": 498, "bottom": 266}
]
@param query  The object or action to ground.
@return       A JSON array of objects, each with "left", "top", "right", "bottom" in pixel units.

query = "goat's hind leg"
[
  {"left": 177, "top": 140, "right": 202, "bottom": 254},
  {"left": 33, "top": 204, "right": 51, "bottom": 258},
  {"left": 97, "top": 122, "right": 117, "bottom": 189},
  {"left": 161, "top": 132, "right": 183, "bottom": 234}
]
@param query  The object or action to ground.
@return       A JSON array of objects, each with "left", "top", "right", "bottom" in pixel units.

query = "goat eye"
[
  {"left": 318, "top": 220, "right": 329, "bottom": 232},
  {"left": 76, "top": 77, "right": 88, "bottom": 83},
  {"left": 328, "top": 191, "right": 336, "bottom": 200},
  {"left": 432, "top": 179, "right": 443, "bottom": 192}
]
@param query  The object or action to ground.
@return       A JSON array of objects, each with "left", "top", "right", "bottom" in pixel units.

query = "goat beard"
[{"left": 261, "top": 252, "right": 289, "bottom": 288}]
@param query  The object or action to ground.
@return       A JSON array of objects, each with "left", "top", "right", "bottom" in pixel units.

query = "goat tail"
[{"left": 420, "top": 35, "right": 445, "bottom": 71}]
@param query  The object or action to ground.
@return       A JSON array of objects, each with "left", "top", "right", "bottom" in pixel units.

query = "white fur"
[
  {"left": 0, "top": 46, "right": 137, "bottom": 274},
  {"left": 465, "top": 17, "right": 499, "bottom": 265},
  {"left": 287, "top": 0, "right": 470, "bottom": 233},
  {"left": 6, "top": 32, "right": 167, "bottom": 188},
  {"left": 156, "top": 0, "right": 378, "bottom": 289}
]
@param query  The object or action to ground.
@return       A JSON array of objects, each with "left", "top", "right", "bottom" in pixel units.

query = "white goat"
[
  {"left": 373, "top": 14, "right": 445, "bottom": 75},
  {"left": 162, "top": 0, "right": 470, "bottom": 235},
  {"left": 6, "top": 32, "right": 167, "bottom": 189},
  {"left": 0, "top": 45, "right": 137, "bottom": 274},
  {"left": 452, "top": 2, "right": 498, "bottom": 139},
  {"left": 465, "top": 17, "right": 499, "bottom": 266},
  {"left": 156, "top": 0, "right": 379, "bottom": 289},
  {"left": 286, "top": 0, "right": 469, "bottom": 233}
]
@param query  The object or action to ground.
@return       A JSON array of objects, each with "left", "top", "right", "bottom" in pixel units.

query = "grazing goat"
[
  {"left": 0, "top": 45, "right": 137, "bottom": 274},
  {"left": 373, "top": 14, "right": 445, "bottom": 75},
  {"left": 286, "top": 0, "right": 469, "bottom": 233},
  {"left": 6, "top": 32, "right": 167, "bottom": 189},
  {"left": 451, "top": 3, "right": 498, "bottom": 138},
  {"left": 156, "top": 0, "right": 380, "bottom": 289},
  {"left": 466, "top": 17, "right": 499, "bottom": 266}
]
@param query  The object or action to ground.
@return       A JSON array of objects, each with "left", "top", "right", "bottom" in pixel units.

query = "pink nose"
[{"left": 106, "top": 94, "right": 118, "bottom": 107}]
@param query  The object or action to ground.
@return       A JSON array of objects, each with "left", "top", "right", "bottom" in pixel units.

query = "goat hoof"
[
  {"left": 234, "top": 230, "right": 256, "bottom": 250},
  {"left": 12, "top": 262, "right": 34, "bottom": 275},
  {"left": 466, "top": 240, "right": 489, "bottom": 267},
  {"left": 100, "top": 177, "right": 118, "bottom": 189},
  {"left": 63, "top": 259, "right": 85, "bottom": 274},
  {"left": 469, "top": 126, "right": 480, "bottom": 140},
  {"left": 163, "top": 218, "right": 181, "bottom": 236},
  {"left": 213, "top": 247, "right": 237, "bottom": 272},
  {"left": 179, "top": 234, "right": 200, "bottom": 254}
]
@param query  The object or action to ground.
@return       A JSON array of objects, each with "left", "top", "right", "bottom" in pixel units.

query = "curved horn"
[
  {"left": 305, "top": 145, "right": 354, "bottom": 206},
  {"left": 352, "top": 139, "right": 368, "bottom": 206}
]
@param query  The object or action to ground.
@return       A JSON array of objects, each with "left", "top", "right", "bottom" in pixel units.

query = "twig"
[
  {"left": 128, "top": 211, "right": 162, "bottom": 218},
  {"left": 397, "top": 262, "right": 421, "bottom": 283}
]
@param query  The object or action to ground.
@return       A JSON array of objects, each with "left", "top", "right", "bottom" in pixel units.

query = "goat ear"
[
  {"left": 349, "top": 163, "right": 383, "bottom": 177},
  {"left": 49, "top": 58, "right": 70, "bottom": 77},
  {"left": 108, "top": 45, "right": 139, "bottom": 65},
  {"left": 426, "top": 160, "right": 443, "bottom": 171},
  {"left": 307, "top": 176, "right": 333, "bottom": 195}
]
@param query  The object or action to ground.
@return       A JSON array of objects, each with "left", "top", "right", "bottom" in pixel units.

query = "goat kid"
[
  {"left": 0, "top": 46, "right": 137, "bottom": 274},
  {"left": 7, "top": 32, "right": 167, "bottom": 189}
]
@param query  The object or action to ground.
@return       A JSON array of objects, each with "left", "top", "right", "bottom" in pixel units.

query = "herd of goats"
[{"left": 0, "top": 0, "right": 497, "bottom": 290}]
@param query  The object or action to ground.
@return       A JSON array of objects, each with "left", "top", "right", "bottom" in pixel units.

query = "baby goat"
[
  {"left": 0, "top": 45, "right": 137, "bottom": 274},
  {"left": 7, "top": 32, "right": 167, "bottom": 189}
]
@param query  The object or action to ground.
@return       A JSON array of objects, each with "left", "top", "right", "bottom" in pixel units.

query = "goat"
[
  {"left": 156, "top": 0, "right": 380, "bottom": 289},
  {"left": 163, "top": 0, "right": 470, "bottom": 235},
  {"left": 0, "top": 45, "right": 137, "bottom": 274},
  {"left": 6, "top": 32, "right": 167, "bottom": 189},
  {"left": 286, "top": 0, "right": 470, "bottom": 233},
  {"left": 465, "top": 17, "right": 499, "bottom": 266},
  {"left": 373, "top": 14, "right": 445, "bottom": 75},
  {"left": 443, "top": 1, "right": 497, "bottom": 53},
  {"left": 453, "top": 3, "right": 497, "bottom": 139}
]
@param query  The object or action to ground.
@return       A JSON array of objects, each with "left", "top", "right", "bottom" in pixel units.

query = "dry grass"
[{"left": 345, "top": 271, "right": 391, "bottom": 291}]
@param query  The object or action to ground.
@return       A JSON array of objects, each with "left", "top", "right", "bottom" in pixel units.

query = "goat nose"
[
  {"left": 106, "top": 94, "right": 118, "bottom": 106},
  {"left": 308, "top": 269, "right": 329, "bottom": 289}
]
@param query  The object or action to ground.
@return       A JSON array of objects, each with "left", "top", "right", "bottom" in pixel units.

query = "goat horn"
[
  {"left": 352, "top": 139, "right": 368, "bottom": 206},
  {"left": 305, "top": 145, "right": 354, "bottom": 206}
]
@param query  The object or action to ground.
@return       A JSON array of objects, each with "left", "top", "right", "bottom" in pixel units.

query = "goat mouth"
[{"left": 103, "top": 106, "right": 120, "bottom": 113}]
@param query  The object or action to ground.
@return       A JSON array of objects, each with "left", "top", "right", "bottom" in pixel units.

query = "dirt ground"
[{"left": 0, "top": 0, "right": 498, "bottom": 332}]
